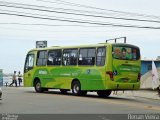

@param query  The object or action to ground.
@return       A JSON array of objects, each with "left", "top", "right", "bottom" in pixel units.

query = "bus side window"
[
  {"left": 47, "top": 53, "right": 54, "bottom": 65},
  {"left": 96, "top": 47, "right": 106, "bottom": 66},
  {"left": 37, "top": 51, "right": 47, "bottom": 66},
  {"left": 79, "top": 48, "right": 96, "bottom": 66},
  {"left": 63, "top": 49, "right": 78, "bottom": 66},
  {"left": 78, "top": 54, "right": 82, "bottom": 65},
  {"left": 47, "top": 50, "right": 62, "bottom": 66}
]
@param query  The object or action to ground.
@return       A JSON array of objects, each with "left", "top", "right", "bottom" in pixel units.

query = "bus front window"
[{"left": 24, "top": 54, "right": 34, "bottom": 73}]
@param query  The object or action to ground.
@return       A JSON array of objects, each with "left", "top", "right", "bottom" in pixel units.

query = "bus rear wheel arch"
[{"left": 71, "top": 80, "right": 87, "bottom": 96}]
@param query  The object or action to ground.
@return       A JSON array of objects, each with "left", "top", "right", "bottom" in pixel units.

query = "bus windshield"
[{"left": 112, "top": 45, "right": 140, "bottom": 60}]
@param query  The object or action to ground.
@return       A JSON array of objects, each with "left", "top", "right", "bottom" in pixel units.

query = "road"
[{"left": 0, "top": 87, "right": 160, "bottom": 115}]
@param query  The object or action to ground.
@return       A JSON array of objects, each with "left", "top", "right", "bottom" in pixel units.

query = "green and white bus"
[{"left": 24, "top": 39, "right": 141, "bottom": 97}]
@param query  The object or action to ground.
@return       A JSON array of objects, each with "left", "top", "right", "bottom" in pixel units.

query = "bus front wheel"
[
  {"left": 97, "top": 90, "right": 112, "bottom": 97},
  {"left": 72, "top": 81, "right": 81, "bottom": 96},
  {"left": 34, "top": 80, "right": 43, "bottom": 93}
]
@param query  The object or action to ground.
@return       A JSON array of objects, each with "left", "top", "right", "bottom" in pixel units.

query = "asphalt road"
[{"left": 0, "top": 87, "right": 160, "bottom": 114}]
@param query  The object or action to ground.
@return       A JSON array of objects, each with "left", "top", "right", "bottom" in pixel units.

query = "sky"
[{"left": 1, "top": 0, "right": 160, "bottom": 73}]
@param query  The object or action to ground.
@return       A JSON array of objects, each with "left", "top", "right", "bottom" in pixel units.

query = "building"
[{"left": 141, "top": 60, "right": 160, "bottom": 89}]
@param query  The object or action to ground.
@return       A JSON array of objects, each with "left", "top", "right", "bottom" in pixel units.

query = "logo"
[
  {"left": 86, "top": 69, "right": 91, "bottom": 74},
  {"left": 39, "top": 70, "right": 47, "bottom": 75},
  {"left": 113, "top": 70, "right": 118, "bottom": 75}
]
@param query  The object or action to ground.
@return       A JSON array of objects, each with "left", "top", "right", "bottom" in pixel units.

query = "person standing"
[
  {"left": 9, "top": 71, "right": 17, "bottom": 87},
  {"left": 18, "top": 71, "right": 22, "bottom": 87}
]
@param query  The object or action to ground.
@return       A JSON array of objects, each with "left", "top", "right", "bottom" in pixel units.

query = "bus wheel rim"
[
  {"left": 36, "top": 83, "right": 40, "bottom": 90},
  {"left": 73, "top": 84, "right": 79, "bottom": 94}
]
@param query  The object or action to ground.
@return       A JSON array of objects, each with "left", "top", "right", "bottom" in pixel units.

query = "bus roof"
[{"left": 28, "top": 42, "right": 139, "bottom": 53}]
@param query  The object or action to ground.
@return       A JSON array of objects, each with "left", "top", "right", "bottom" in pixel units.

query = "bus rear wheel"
[
  {"left": 97, "top": 90, "right": 112, "bottom": 97},
  {"left": 34, "top": 80, "right": 43, "bottom": 93},
  {"left": 72, "top": 81, "right": 87, "bottom": 96}
]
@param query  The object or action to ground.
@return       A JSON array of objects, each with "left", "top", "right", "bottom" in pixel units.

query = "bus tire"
[
  {"left": 34, "top": 80, "right": 43, "bottom": 93},
  {"left": 72, "top": 81, "right": 82, "bottom": 96},
  {"left": 97, "top": 90, "right": 112, "bottom": 97}
]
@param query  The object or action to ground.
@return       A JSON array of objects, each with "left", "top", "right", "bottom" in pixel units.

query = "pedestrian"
[
  {"left": 9, "top": 71, "right": 17, "bottom": 87},
  {"left": 18, "top": 71, "right": 22, "bottom": 87}
]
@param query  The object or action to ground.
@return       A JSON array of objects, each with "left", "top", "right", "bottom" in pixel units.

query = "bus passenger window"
[
  {"left": 96, "top": 47, "right": 106, "bottom": 66},
  {"left": 47, "top": 50, "right": 61, "bottom": 66},
  {"left": 37, "top": 51, "right": 47, "bottom": 66},
  {"left": 63, "top": 49, "right": 78, "bottom": 66},
  {"left": 79, "top": 48, "right": 96, "bottom": 66}
]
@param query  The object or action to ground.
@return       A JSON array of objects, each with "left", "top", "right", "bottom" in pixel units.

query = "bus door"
[
  {"left": 24, "top": 52, "right": 35, "bottom": 87},
  {"left": 96, "top": 47, "right": 107, "bottom": 89}
]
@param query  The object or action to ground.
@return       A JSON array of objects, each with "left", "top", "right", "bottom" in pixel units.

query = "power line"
[
  {"left": 0, "top": 22, "right": 111, "bottom": 27},
  {"left": 1, "top": 11, "right": 160, "bottom": 29},
  {"left": 1, "top": 2, "right": 160, "bottom": 24},
  {"left": 0, "top": 26, "right": 112, "bottom": 32},
  {"left": 0, "top": 9, "right": 123, "bottom": 26},
  {"left": 0, "top": 24, "right": 155, "bottom": 33},
  {"left": 37, "top": 0, "right": 160, "bottom": 19},
  {"left": 0, "top": 1, "right": 122, "bottom": 17},
  {"left": 3, "top": 0, "right": 160, "bottom": 21}
]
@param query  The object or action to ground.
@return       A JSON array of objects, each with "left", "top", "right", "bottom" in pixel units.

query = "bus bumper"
[{"left": 106, "top": 82, "right": 140, "bottom": 90}]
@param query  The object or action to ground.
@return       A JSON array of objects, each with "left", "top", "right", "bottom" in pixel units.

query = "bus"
[{"left": 24, "top": 38, "right": 141, "bottom": 97}]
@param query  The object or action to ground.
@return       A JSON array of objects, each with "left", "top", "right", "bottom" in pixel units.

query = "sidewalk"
[{"left": 113, "top": 89, "right": 160, "bottom": 100}]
